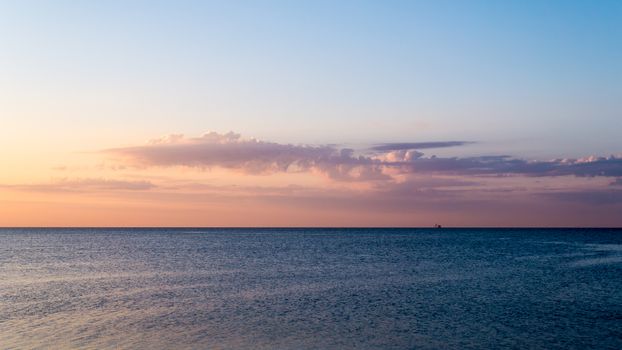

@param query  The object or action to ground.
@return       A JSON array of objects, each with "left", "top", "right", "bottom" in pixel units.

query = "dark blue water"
[{"left": 1, "top": 228, "right": 621, "bottom": 349}]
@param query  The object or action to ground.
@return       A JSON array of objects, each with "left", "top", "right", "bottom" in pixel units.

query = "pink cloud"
[
  {"left": 104, "top": 132, "right": 622, "bottom": 181},
  {"left": 106, "top": 132, "right": 388, "bottom": 181}
]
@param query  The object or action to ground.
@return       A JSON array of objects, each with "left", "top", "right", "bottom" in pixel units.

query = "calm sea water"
[{"left": 1, "top": 228, "right": 621, "bottom": 349}]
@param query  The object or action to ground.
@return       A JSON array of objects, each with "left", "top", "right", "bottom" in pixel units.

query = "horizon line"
[{"left": 1, "top": 226, "right": 620, "bottom": 229}]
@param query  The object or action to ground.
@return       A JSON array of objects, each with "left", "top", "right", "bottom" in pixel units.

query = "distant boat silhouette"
[{"left": 434, "top": 224, "right": 442, "bottom": 228}]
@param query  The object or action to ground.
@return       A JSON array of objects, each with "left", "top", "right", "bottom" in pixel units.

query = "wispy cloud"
[
  {"left": 370, "top": 141, "right": 472, "bottom": 151},
  {"left": 2, "top": 178, "right": 156, "bottom": 193},
  {"left": 539, "top": 190, "right": 622, "bottom": 205}
]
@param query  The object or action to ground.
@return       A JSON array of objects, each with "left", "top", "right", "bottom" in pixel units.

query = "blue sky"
[{"left": 2, "top": 0, "right": 620, "bottom": 157}]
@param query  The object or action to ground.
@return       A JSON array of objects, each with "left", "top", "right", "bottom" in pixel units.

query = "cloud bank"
[
  {"left": 392, "top": 155, "right": 622, "bottom": 178},
  {"left": 105, "top": 132, "right": 622, "bottom": 181},
  {"left": 107, "top": 132, "right": 387, "bottom": 181}
]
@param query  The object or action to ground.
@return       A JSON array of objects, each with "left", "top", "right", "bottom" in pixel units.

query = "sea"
[{"left": 1, "top": 228, "right": 621, "bottom": 349}]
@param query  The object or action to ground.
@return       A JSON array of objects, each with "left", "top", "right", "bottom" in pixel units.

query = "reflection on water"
[{"left": 1, "top": 228, "right": 621, "bottom": 349}]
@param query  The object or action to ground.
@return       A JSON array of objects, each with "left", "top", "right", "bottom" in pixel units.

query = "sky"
[{"left": 1, "top": 0, "right": 621, "bottom": 226}]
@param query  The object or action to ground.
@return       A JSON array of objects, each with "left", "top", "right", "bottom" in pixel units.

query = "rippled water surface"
[{"left": 1, "top": 228, "right": 621, "bottom": 349}]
